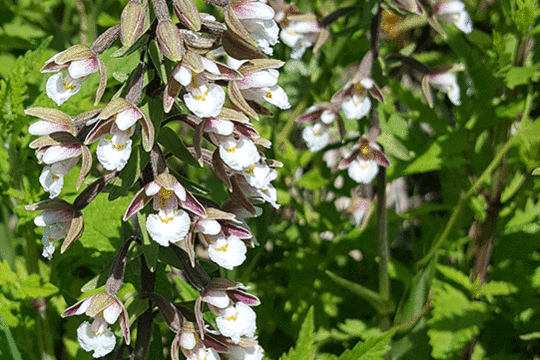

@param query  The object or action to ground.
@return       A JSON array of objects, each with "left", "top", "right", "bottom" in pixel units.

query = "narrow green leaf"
[
  {"left": 0, "top": 311, "right": 22, "bottom": 360},
  {"left": 326, "top": 270, "right": 394, "bottom": 314},
  {"left": 138, "top": 213, "right": 159, "bottom": 272},
  {"left": 111, "top": 34, "right": 149, "bottom": 58},
  {"left": 279, "top": 306, "right": 316, "bottom": 360},
  {"left": 158, "top": 126, "right": 201, "bottom": 168}
]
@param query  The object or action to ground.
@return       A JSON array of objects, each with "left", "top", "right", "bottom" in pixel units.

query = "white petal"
[
  {"left": 342, "top": 95, "right": 371, "bottom": 120},
  {"left": 320, "top": 110, "right": 337, "bottom": 124},
  {"left": 46, "top": 73, "right": 81, "bottom": 106},
  {"left": 42, "top": 145, "right": 81, "bottom": 165},
  {"left": 197, "top": 219, "right": 222, "bottom": 235},
  {"left": 39, "top": 166, "right": 64, "bottom": 199},
  {"left": 174, "top": 65, "right": 192, "bottom": 86},
  {"left": 103, "top": 302, "right": 122, "bottom": 324},
  {"left": 180, "top": 332, "right": 197, "bottom": 350},
  {"left": 115, "top": 107, "right": 141, "bottom": 131},
  {"left": 208, "top": 235, "right": 247, "bottom": 270},
  {"left": 236, "top": 69, "right": 279, "bottom": 90},
  {"left": 145, "top": 181, "right": 161, "bottom": 196},
  {"left": 234, "top": 2, "right": 275, "bottom": 20},
  {"left": 203, "top": 290, "right": 230, "bottom": 308},
  {"left": 29, "top": 120, "right": 70, "bottom": 135},
  {"left": 205, "top": 119, "right": 234, "bottom": 136},
  {"left": 184, "top": 84, "right": 225, "bottom": 118},
  {"left": 348, "top": 159, "right": 379, "bottom": 184},
  {"left": 219, "top": 136, "right": 261, "bottom": 171},
  {"left": 243, "top": 163, "right": 276, "bottom": 189},
  {"left": 77, "top": 321, "right": 116, "bottom": 358},
  {"left": 228, "top": 344, "right": 264, "bottom": 360},
  {"left": 201, "top": 57, "right": 220, "bottom": 75},
  {"left": 146, "top": 210, "right": 191, "bottom": 246},
  {"left": 455, "top": 10, "right": 473, "bottom": 34},
  {"left": 68, "top": 58, "right": 99, "bottom": 79}
]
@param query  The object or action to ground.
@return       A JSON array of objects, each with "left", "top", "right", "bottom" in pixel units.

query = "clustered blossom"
[
  {"left": 27, "top": 0, "right": 286, "bottom": 357},
  {"left": 432, "top": 0, "right": 473, "bottom": 34}
]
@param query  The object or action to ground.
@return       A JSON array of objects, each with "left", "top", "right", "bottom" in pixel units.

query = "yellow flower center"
[
  {"left": 159, "top": 188, "right": 172, "bottom": 208},
  {"left": 265, "top": 91, "right": 273, "bottom": 99},
  {"left": 159, "top": 215, "right": 174, "bottom": 223},
  {"left": 225, "top": 145, "right": 236, "bottom": 153},
  {"left": 216, "top": 243, "right": 229, "bottom": 252},
  {"left": 194, "top": 90, "right": 209, "bottom": 101},
  {"left": 51, "top": 172, "right": 59, "bottom": 180},
  {"left": 63, "top": 81, "right": 76, "bottom": 91},
  {"left": 111, "top": 143, "right": 125, "bottom": 150},
  {"left": 245, "top": 164, "right": 256, "bottom": 174},
  {"left": 224, "top": 312, "right": 238, "bottom": 321}
]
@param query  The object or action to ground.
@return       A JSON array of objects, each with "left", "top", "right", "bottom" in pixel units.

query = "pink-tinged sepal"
[
  {"left": 182, "top": 191, "right": 206, "bottom": 217},
  {"left": 123, "top": 186, "right": 151, "bottom": 221}
]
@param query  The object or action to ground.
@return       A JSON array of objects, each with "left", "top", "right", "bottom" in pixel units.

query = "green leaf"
[
  {"left": 148, "top": 324, "right": 164, "bottom": 360},
  {"left": 294, "top": 168, "right": 327, "bottom": 190},
  {"left": 338, "top": 328, "right": 395, "bottom": 360},
  {"left": 157, "top": 126, "right": 201, "bottom": 168},
  {"left": 0, "top": 261, "right": 17, "bottom": 285},
  {"left": 477, "top": 281, "right": 518, "bottom": 297},
  {"left": 0, "top": 310, "right": 22, "bottom": 360},
  {"left": 378, "top": 133, "right": 413, "bottom": 161},
  {"left": 436, "top": 265, "right": 473, "bottom": 292},
  {"left": 504, "top": 66, "right": 540, "bottom": 89},
  {"left": 138, "top": 213, "right": 159, "bottom": 272},
  {"left": 108, "top": 144, "right": 150, "bottom": 201},
  {"left": 16, "top": 274, "right": 58, "bottom": 298},
  {"left": 427, "top": 281, "right": 490, "bottom": 359},
  {"left": 279, "top": 306, "right": 316, "bottom": 360},
  {"left": 111, "top": 34, "right": 149, "bottom": 58}
]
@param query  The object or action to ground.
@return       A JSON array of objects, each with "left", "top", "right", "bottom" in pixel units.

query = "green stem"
[
  {"left": 376, "top": 167, "right": 391, "bottom": 331},
  {"left": 417, "top": 135, "right": 518, "bottom": 267}
]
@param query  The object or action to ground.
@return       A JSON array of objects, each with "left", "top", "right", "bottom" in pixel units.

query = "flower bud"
[
  {"left": 120, "top": 0, "right": 147, "bottom": 47},
  {"left": 156, "top": 20, "right": 185, "bottom": 62},
  {"left": 173, "top": 0, "right": 201, "bottom": 32}
]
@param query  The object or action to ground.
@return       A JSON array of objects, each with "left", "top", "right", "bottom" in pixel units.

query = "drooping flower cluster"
[{"left": 27, "top": 0, "right": 288, "bottom": 357}]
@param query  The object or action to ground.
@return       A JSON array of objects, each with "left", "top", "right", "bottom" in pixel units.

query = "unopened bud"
[
  {"left": 121, "top": 0, "right": 147, "bottom": 47},
  {"left": 173, "top": 0, "right": 201, "bottom": 31},
  {"left": 156, "top": 20, "right": 185, "bottom": 61}
]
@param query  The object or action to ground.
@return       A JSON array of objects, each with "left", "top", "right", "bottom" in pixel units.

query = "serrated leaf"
[
  {"left": 279, "top": 306, "right": 316, "bottom": 360},
  {"left": 108, "top": 144, "right": 150, "bottom": 201},
  {"left": 0, "top": 261, "right": 17, "bottom": 285},
  {"left": 477, "top": 281, "right": 518, "bottom": 296},
  {"left": 338, "top": 328, "right": 395, "bottom": 360},
  {"left": 427, "top": 281, "right": 490, "bottom": 360},
  {"left": 436, "top": 265, "right": 473, "bottom": 292},
  {"left": 158, "top": 126, "right": 201, "bottom": 168},
  {"left": 504, "top": 66, "right": 539, "bottom": 89},
  {"left": 16, "top": 274, "right": 58, "bottom": 298}
]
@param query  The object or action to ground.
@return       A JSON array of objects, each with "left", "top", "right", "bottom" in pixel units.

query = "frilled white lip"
[
  {"left": 184, "top": 83, "right": 226, "bottom": 118},
  {"left": 146, "top": 210, "right": 191, "bottom": 246},
  {"left": 46, "top": 73, "right": 82, "bottom": 106},
  {"left": 302, "top": 124, "right": 329, "bottom": 152},
  {"left": 96, "top": 138, "right": 133, "bottom": 171},
  {"left": 348, "top": 159, "right": 379, "bottom": 184},
  {"left": 208, "top": 235, "right": 247, "bottom": 270},
  {"left": 77, "top": 321, "right": 116, "bottom": 358},
  {"left": 429, "top": 73, "right": 461, "bottom": 105},
  {"left": 219, "top": 136, "right": 261, "bottom": 171},
  {"left": 215, "top": 302, "right": 257, "bottom": 344},
  {"left": 342, "top": 95, "right": 371, "bottom": 120}
]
